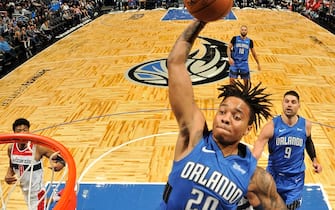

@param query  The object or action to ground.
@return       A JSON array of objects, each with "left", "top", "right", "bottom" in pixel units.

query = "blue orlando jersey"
[
  {"left": 267, "top": 116, "right": 307, "bottom": 174},
  {"left": 231, "top": 36, "right": 252, "bottom": 62},
  {"left": 160, "top": 132, "right": 257, "bottom": 210}
]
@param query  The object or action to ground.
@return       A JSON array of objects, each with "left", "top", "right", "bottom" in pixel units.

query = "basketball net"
[{"left": 0, "top": 134, "right": 76, "bottom": 210}]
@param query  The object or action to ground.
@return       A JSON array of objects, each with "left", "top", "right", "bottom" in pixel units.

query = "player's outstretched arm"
[
  {"left": 5, "top": 145, "right": 17, "bottom": 184},
  {"left": 253, "top": 121, "right": 274, "bottom": 160},
  {"left": 39, "top": 145, "right": 66, "bottom": 172},
  {"left": 248, "top": 167, "right": 287, "bottom": 210},
  {"left": 167, "top": 20, "right": 206, "bottom": 123},
  {"left": 167, "top": 20, "right": 207, "bottom": 160}
]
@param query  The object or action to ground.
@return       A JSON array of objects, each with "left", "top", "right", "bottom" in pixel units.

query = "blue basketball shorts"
[
  {"left": 229, "top": 61, "right": 250, "bottom": 79},
  {"left": 267, "top": 169, "right": 305, "bottom": 207}
]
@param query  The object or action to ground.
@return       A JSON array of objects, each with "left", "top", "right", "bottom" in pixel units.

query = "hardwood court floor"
[{"left": 0, "top": 7, "right": 334, "bottom": 209}]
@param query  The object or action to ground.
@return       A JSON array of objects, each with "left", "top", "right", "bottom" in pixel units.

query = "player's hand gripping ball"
[{"left": 184, "top": 0, "right": 234, "bottom": 22}]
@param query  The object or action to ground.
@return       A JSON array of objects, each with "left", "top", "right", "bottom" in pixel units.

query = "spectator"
[
  {"left": 40, "top": 19, "right": 52, "bottom": 40},
  {"left": 20, "top": 27, "right": 33, "bottom": 58},
  {"left": 0, "top": 35, "right": 18, "bottom": 62},
  {"left": 292, "top": 0, "right": 304, "bottom": 12},
  {"left": 26, "top": 25, "right": 42, "bottom": 49},
  {"left": 0, "top": 19, "right": 8, "bottom": 35},
  {"left": 62, "top": 10, "right": 74, "bottom": 28}
]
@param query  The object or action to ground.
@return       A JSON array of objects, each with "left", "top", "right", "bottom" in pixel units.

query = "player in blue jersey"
[
  {"left": 253, "top": 90, "right": 322, "bottom": 210},
  {"left": 160, "top": 19, "right": 286, "bottom": 210},
  {"left": 227, "top": 25, "right": 261, "bottom": 86}
]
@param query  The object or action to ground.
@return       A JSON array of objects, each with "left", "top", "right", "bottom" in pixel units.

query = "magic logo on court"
[{"left": 125, "top": 37, "right": 230, "bottom": 87}]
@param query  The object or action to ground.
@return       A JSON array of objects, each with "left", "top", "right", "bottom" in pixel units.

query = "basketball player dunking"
[{"left": 159, "top": 20, "right": 286, "bottom": 210}]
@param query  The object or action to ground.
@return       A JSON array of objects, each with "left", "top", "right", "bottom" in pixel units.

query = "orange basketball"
[{"left": 184, "top": 0, "right": 233, "bottom": 22}]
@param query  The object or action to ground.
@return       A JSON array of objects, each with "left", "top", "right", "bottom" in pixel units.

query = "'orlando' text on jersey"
[
  {"left": 181, "top": 161, "right": 243, "bottom": 203},
  {"left": 267, "top": 116, "right": 307, "bottom": 174},
  {"left": 160, "top": 131, "right": 257, "bottom": 210},
  {"left": 276, "top": 136, "right": 303, "bottom": 146}
]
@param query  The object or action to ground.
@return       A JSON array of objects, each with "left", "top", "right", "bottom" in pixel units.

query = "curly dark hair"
[
  {"left": 12, "top": 118, "right": 30, "bottom": 131},
  {"left": 217, "top": 81, "right": 272, "bottom": 130}
]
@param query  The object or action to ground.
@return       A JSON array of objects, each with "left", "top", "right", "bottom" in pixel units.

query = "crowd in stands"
[
  {"left": 0, "top": 0, "right": 334, "bottom": 77},
  {"left": 0, "top": 0, "right": 183, "bottom": 76},
  {"left": 102, "top": 0, "right": 179, "bottom": 11},
  {"left": 0, "top": 0, "right": 103, "bottom": 75},
  {"left": 235, "top": 0, "right": 335, "bottom": 33}
]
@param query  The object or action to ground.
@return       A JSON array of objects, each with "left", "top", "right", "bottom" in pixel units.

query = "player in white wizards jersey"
[
  {"left": 160, "top": 20, "right": 286, "bottom": 210},
  {"left": 5, "top": 118, "right": 66, "bottom": 210}
]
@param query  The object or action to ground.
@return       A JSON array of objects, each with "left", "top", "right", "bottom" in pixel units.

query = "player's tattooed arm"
[
  {"left": 182, "top": 20, "right": 206, "bottom": 44},
  {"left": 169, "top": 20, "right": 207, "bottom": 64},
  {"left": 166, "top": 20, "right": 208, "bottom": 161},
  {"left": 248, "top": 167, "right": 287, "bottom": 210}
]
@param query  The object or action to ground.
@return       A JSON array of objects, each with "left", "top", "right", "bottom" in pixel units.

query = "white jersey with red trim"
[
  {"left": 11, "top": 143, "right": 44, "bottom": 190},
  {"left": 10, "top": 143, "right": 45, "bottom": 210}
]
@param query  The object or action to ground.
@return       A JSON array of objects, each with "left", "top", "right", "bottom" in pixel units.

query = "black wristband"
[
  {"left": 306, "top": 136, "right": 316, "bottom": 161},
  {"left": 53, "top": 155, "right": 66, "bottom": 165}
]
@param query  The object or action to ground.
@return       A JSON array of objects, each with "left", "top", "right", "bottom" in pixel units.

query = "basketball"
[{"left": 184, "top": 0, "right": 233, "bottom": 22}]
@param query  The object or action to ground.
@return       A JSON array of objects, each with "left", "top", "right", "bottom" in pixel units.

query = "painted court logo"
[{"left": 125, "top": 37, "right": 230, "bottom": 87}]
